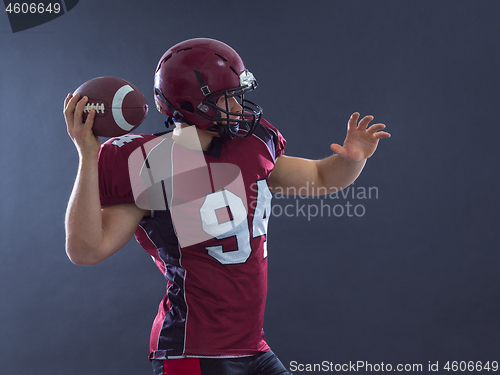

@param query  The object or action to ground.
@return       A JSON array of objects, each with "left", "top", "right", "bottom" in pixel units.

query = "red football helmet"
[{"left": 154, "top": 38, "right": 262, "bottom": 139}]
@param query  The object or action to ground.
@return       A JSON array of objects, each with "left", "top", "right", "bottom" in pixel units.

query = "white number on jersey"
[
  {"left": 112, "top": 134, "right": 143, "bottom": 147},
  {"left": 252, "top": 179, "right": 272, "bottom": 258},
  {"left": 199, "top": 180, "right": 272, "bottom": 265}
]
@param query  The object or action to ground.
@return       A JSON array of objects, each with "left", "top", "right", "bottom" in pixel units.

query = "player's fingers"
[
  {"left": 357, "top": 115, "right": 374, "bottom": 130},
  {"left": 63, "top": 93, "right": 77, "bottom": 118},
  {"left": 66, "top": 92, "right": 81, "bottom": 110},
  {"left": 64, "top": 93, "right": 83, "bottom": 128},
  {"left": 330, "top": 143, "right": 345, "bottom": 156},
  {"left": 366, "top": 123, "right": 387, "bottom": 134},
  {"left": 64, "top": 94, "right": 80, "bottom": 134},
  {"left": 63, "top": 93, "right": 73, "bottom": 110},
  {"left": 347, "top": 112, "right": 360, "bottom": 131},
  {"left": 373, "top": 131, "right": 391, "bottom": 139},
  {"left": 84, "top": 108, "right": 96, "bottom": 130},
  {"left": 73, "top": 95, "right": 88, "bottom": 125}
]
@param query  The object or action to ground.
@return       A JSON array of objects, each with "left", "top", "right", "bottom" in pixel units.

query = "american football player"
[{"left": 63, "top": 38, "right": 390, "bottom": 375}]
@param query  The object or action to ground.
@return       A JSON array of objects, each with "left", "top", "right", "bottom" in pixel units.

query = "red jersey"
[{"left": 98, "top": 119, "right": 286, "bottom": 359}]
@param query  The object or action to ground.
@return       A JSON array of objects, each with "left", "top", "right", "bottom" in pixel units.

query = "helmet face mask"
[
  {"left": 199, "top": 71, "right": 262, "bottom": 139},
  {"left": 154, "top": 38, "right": 263, "bottom": 140}
]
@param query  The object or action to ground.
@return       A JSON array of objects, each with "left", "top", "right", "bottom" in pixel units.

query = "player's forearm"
[
  {"left": 316, "top": 154, "right": 366, "bottom": 192},
  {"left": 65, "top": 155, "right": 105, "bottom": 265},
  {"left": 270, "top": 155, "right": 366, "bottom": 197}
]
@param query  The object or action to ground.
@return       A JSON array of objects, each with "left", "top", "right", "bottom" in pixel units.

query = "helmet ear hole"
[{"left": 180, "top": 101, "right": 194, "bottom": 112}]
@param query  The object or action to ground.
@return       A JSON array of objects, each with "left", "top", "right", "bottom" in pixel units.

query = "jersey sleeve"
[
  {"left": 98, "top": 138, "right": 136, "bottom": 207},
  {"left": 274, "top": 126, "right": 286, "bottom": 159},
  {"left": 260, "top": 118, "right": 287, "bottom": 160}
]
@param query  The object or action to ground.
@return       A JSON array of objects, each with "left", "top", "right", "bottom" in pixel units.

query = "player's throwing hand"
[{"left": 64, "top": 92, "right": 100, "bottom": 158}]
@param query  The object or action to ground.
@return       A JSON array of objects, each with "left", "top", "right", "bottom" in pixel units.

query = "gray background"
[{"left": 1, "top": 0, "right": 499, "bottom": 374}]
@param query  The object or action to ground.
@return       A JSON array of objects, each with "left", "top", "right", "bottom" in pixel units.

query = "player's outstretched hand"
[
  {"left": 329, "top": 112, "right": 390, "bottom": 162},
  {"left": 64, "top": 92, "right": 101, "bottom": 158}
]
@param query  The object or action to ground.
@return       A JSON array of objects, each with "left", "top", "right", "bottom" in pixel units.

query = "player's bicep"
[
  {"left": 99, "top": 203, "right": 148, "bottom": 260},
  {"left": 268, "top": 155, "right": 321, "bottom": 195}
]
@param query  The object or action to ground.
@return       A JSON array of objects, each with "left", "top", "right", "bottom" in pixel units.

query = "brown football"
[{"left": 74, "top": 76, "right": 148, "bottom": 137}]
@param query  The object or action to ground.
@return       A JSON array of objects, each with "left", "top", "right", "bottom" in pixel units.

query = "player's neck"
[
  {"left": 171, "top": 122, "right": 217, "bottom": 152},
  {"left": 196, "top": 128, "right": 217, "bottom": 152}
]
